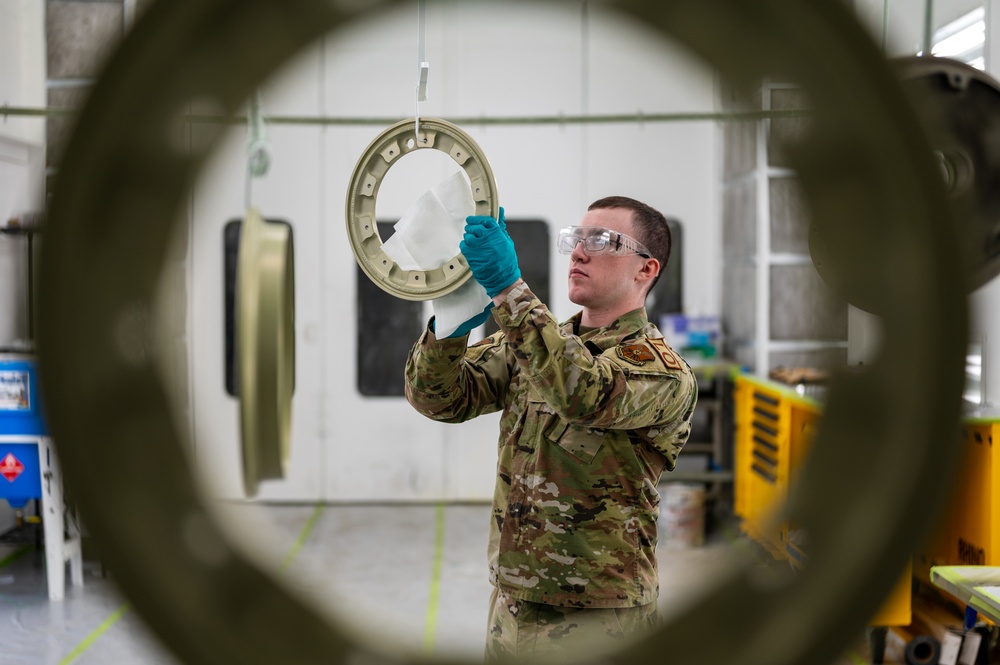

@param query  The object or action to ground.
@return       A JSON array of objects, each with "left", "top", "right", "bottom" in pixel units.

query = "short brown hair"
[{"left": 587, "top": 196, "right": 671, "bottom": 291}]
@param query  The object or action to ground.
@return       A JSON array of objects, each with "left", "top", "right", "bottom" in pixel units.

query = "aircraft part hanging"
[
  {"left": 235, "top": 208, "right": 295, "bottom": 497},
  {"left": 346, "top": 117, "right": 499, "bottom": 301}
]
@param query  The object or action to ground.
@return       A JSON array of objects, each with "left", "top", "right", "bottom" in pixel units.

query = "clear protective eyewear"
[{"left": 557, "top": 226, "right": 651, "bottom": 258}]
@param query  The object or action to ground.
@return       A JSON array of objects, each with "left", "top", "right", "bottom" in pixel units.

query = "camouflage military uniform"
[
  {"left": 484, "top": 586, "right": 661, "bottom": 663},
  {"left": 405, "top": 282, "right": 697, "bottom": 657}
]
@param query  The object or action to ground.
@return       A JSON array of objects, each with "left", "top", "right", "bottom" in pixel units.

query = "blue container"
[
  {"left": 0, "top": 354, "right": 47, "bottom": 436},
  {"left": 0, "top": 355, "right": 47, "bottom": 509}
]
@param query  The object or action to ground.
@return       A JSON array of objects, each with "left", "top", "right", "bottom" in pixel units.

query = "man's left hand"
[{"left": 460, "top": 207, "right": 521, "bottom": 298}]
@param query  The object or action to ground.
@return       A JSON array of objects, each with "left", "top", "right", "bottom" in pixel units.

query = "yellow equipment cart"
[{"left": 733, "top": 373, "right": 912, "bottom": 662}]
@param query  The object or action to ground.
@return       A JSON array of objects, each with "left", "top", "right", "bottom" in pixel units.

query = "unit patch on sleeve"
[
  {"left": 617, "top": 343, "right": 656, "bottom": 366},
  {"left": 648, "top": 337, "right": 684, "bottom": 371}
]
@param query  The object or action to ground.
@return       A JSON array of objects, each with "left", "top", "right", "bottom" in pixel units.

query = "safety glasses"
[{"left": 557, "top": 226, "right": 651, "bottom": 257}]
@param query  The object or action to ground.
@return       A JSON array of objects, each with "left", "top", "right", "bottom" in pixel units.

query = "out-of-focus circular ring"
[
  {"left": 346, "top": 117, "right": 499, "bottom": 301},
  {"left": 236, "top": 208, "right": 294, "bottom": 497},
  {"left": 36, "top": 1, "right": 966, "bottom": 665}
]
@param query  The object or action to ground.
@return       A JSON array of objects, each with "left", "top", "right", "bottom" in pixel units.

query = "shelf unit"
[
  {"left": 662, "top": 361, "right": 737, "bottom": 528},
  {"left": 720, "top": 80, "right": 849, "bottom": 375}
]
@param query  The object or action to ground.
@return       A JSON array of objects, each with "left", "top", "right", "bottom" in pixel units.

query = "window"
[
  {"left": 356, "top": 221, "right": 426, "bottom": 397},
  {"left": 931, "top": 6, "right": 985, "bottom": 70}
]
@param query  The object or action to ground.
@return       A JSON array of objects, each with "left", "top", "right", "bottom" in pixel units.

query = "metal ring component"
[
  {"left": 895, "top": 56, "right": 1000, "bottom": 292},
  {"left": 812, "top": 55, "right": 1000, "bottom": 310},
  {"left": 236, "top": 208, "right": 294, "bottom": 497},
  {"left": 346, "top": 117, "right": 499, "bottom": 301},
  {"left": 35, "top": 1, "right": 966, "bottom": 665}
]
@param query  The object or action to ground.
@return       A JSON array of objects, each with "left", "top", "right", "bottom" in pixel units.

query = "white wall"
[
  {"left": 0, "top": 0, "right": 45, "bottom": 532},
  {"left": 186, "top": 2, "right": 720, "bottom": 502},
  {"left": 0, "top": 0, "right": 45, "bottom": 347},
  {"left": 0, "top": 0, "right": 45, "bottom": 148}
]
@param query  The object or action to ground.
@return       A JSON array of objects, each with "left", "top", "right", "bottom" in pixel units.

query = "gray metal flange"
[
  {"left": 892, "top": 56, "right": 1000, "bottom": 291},
  {"left": 812, "top": 55, "right": 1000, "bottom": 311},
  {"left": 36, "top": 1, "right": 966, "bottom": 665},
  {"left": 346, "top": 117, "right": 499, "bottom": 301}
]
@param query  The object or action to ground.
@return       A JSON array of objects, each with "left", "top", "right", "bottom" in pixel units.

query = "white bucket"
[{"left": 660, "top": 483, "right": 706, "bottom": 549}]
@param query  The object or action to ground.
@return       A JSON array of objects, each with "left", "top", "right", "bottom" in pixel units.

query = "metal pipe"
[{"left": 0, "top": 104, "right": 807, "bottom": 125}]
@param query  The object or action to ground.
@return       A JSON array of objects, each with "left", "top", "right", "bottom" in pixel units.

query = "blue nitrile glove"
[
  {"left": 430, "top": 303, "right": 495, "bottom": 339},
  {"left": 460, "top": 207, "right": 521, "bottom": 298}
]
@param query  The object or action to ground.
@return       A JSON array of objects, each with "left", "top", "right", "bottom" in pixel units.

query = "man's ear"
[{"left": 638, "top": 257, "right": 660, "bottom": 285}]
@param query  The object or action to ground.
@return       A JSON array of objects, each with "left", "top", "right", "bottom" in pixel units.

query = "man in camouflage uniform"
[{"left": 405, "top": 196, "right": 697, "bottom": 663}]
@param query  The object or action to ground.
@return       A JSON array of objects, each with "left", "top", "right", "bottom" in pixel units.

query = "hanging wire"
[
  {"left": 882, "top": 0, "right": 890, "bottom": 54},
  {"left": 581, "top": 0, "right": 590, "bottom": 197},
  {"left": 923, "top": 0, "right": 934, "bottom": 56},
  {"left": 414, "top": 0, "right": 429, "bottom": 140},
  {"left": 245, "top": 90, "right": 271, "bottom": 210}
]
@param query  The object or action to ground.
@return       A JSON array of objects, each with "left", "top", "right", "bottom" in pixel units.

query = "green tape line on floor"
[
  {"left": 845, "top": 649, "right": 868, "bottom": 665},
  {"left": 59, "top": 503, "right": 325, "bottom": 664},
  {"left": 0, "top": 545, "right": 31, "bottom": 570},
  {"left": 423, "top": 503, "right": 446, "bottom": 654},
  {"left": 281, "top": 504, "right": 325, "bottom": 572},
  {"left": 58, "top": 602, "right": 130, "bottom": 665}
]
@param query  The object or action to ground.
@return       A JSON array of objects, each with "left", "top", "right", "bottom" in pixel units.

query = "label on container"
[
  {"left": 0, "top": 452, "right": 25, "bottom": 482},
  {"left": 0, "top": 371, "right": 29, "bottom": 411}
]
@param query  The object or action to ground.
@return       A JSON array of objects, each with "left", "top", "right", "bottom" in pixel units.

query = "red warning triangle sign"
[{"left": 1, "top": 452, "right": 25, "bottom": 483}]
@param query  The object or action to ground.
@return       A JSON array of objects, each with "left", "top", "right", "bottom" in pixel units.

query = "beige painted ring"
[
  {"left": 346, "top": 117, "right": 499, "bottom": 301},
  {"left": 236, "top": 208, "right": 295, "bottom": 497}
]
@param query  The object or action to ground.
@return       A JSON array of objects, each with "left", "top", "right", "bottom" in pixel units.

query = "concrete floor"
[{"left": 0, "top": 502, "right": 881, "bottom": 665}]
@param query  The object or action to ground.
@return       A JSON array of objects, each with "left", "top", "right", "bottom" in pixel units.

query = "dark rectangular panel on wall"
[
  {"left": 356, "top": 222, "right": 425, "bottom": 397},
  {"left": 645, "top": 217, "right": 683, "bottom": 322},
  {"left": 224, "top": 221, "right": 242, "bottom": 396},
  {"left": 484, "top": 219, "right": 550, "bottom": 337}
]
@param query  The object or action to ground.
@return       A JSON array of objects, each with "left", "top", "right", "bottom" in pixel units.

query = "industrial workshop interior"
[{"left": 2, "top": 0, "right": 1000, "bottom": 664}]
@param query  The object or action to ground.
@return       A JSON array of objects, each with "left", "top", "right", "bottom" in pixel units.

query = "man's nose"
[{"left": 571, "top": 241, "right": 589, "bottom": 261}]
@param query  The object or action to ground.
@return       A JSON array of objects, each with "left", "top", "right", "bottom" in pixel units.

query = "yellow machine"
[
  {"left": 734, "top": 371, "right": 1000, "bottom": 664},
  {"left": 733, "top": 373, "right": 913, "bottom": 628},
  {"left": 916, "top": 417, "right": 1000, "bottom": 589}
]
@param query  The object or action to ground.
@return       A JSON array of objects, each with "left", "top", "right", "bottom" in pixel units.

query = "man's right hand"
[{"left": 460, "top": 207, "right": 521, "bottom": 298}]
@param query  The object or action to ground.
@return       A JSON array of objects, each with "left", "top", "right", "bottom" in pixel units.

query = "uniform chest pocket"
[{"left": 544, "top": 418, "right": 608, "bottom": 464}]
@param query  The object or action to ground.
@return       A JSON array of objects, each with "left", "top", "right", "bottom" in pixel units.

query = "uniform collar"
[{"left": 560, "top": 308, "right": 658, "bottom": 351}]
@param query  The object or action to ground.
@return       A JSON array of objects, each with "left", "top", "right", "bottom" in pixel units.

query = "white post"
[
  {"left": 40, "top": 437, "right": 65, "bottom": 600},
  {"left": 39, "top": 436, "right": 83, "bottom": 600},
  {"left": 754, "top": 83, "right": 771, "bottom": 376}
]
